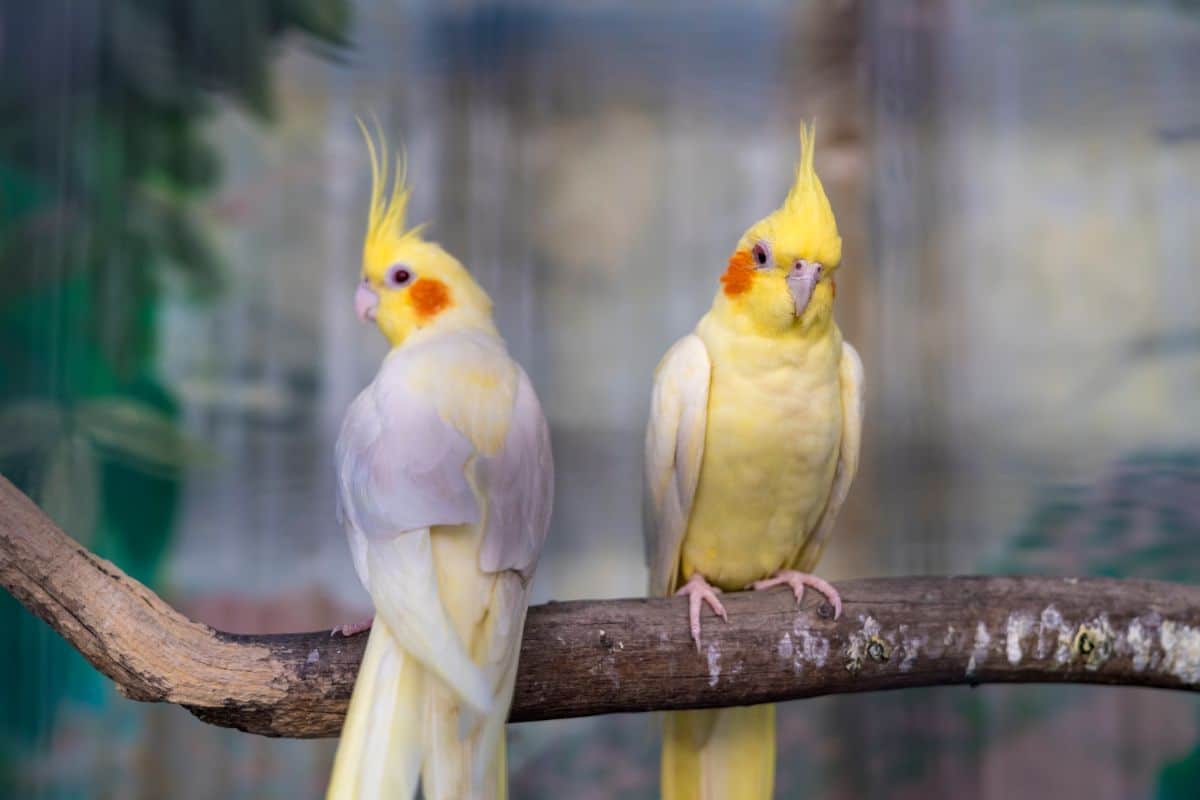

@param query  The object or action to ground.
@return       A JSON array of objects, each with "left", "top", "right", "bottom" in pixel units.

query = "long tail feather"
[
  {"left": 327, "top": 623, "right": 423, "bottom": 800},
  {"left": 365, "top": 530, "right": 493, "bottom": 713},
  {"left": 332, "top": 532, "right": 523, "bottom": 799},
  {"left": 662, "top": 705, "right": 775, "bottom": 800},
  {"left": 421, "top": 586, "right": 524, "bottom": 800}
]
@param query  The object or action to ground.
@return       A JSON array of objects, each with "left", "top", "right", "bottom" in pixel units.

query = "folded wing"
[
  {"left": 478, "top": 364, "right": 554, "bottom": 577},
  {"left": 644, "top": 334, "right": 712, "bottom": 597},
  {"left": 335, "top": 332, "right": 550, "bottom": 714}
]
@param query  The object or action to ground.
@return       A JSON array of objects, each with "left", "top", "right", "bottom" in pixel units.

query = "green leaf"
[
  {"left": 75, "top": 397, "right": 213, "bottom": 472},
  {"left": 39, "top": 435, "right": 98, "bottom": 544},
  {"left": 0, "top": 400, "right": 64, "bottom": 460}
]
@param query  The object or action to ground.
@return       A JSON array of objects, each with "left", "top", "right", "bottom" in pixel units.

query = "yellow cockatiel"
[
  {"left": 644, "top": 124, "right": 863, "bottom": 800},
  {"left": 326, "top": 126, "right": 553, "bottom": 800}
]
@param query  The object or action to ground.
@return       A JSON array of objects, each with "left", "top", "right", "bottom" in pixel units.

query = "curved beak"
[
  {"left": 786, "top": 260, "right": 823, "bottom": 317},
  {"left": 355, "top": 279, "right": 379, "bottom": 323}
]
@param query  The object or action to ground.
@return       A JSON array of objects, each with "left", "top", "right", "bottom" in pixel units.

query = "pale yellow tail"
[
  {"left": 326, "top": 621, "right": 510, "bottom": 800},
  {"left": 662, "top": 705, "right": 775, "bottom": 800},
  {"left": 327, "top": 623, "right": 424, "bottom": 800},
  {"left": 419, "top": 680, "right": 508, "bottom": 800}
]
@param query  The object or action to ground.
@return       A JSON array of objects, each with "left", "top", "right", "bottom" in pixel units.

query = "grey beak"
[{"left": 786, "top": 260, "right": 824, "bottom": 317}]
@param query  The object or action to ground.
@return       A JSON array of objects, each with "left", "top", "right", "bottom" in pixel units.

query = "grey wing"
[
  {"left": 643, "top": 334, "right": 712, "bottom": 597},
  {"left": 478, "top": 365, "right": 554, "bottom": 577},
  {"left": 333, "top": 343, "right": 514, "bottom": 715},
  {"left": 335, "top": 368, "right": 480, "bottom": 544},
  {"left": 792, "top": 340, "right": 864, "bottom": 572}
]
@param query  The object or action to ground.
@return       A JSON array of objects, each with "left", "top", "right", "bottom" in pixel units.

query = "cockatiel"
[
  {"left": 644, "top": 124, "right": 863, "bottom": 800},
  {"left": 326, "top": 126, "right": 553, "bottom": 800}
]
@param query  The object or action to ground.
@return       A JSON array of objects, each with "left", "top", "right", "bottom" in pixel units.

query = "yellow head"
[
  {"left": 714, "top": 123, "right": 842, "bottom": 335},
  {"left": 354, "top": 122, "right": 494, "bottom": 348}
]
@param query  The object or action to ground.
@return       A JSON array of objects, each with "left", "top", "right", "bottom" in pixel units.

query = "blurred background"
[{"left": 2, "top": 0, "right": 1199, "bottom": 797}]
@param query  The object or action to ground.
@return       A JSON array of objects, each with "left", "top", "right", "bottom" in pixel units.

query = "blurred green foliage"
[{"left": 0, "top": 0, "right": 348, "bottom": 784}]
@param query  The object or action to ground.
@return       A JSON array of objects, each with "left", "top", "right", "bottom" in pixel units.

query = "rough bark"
[{"left": 3, "top": 475, "right": 1199, "bottom": 739}]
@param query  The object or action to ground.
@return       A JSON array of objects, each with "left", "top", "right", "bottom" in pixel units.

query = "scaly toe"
[
  {"left": 706, "top": 593, "right": 729, "bottom": 623},
  {"left": 748, "top": 576, "right": 788, "bottom": 594},
  {"left": 796, "top": 574, "right": 842, "bottom": 619},
  {"left": 823, "top": 587, "right": 843, "bottom": 620},
  {"left": 331, "top": 617, "right": 374, "bottom": 638},
  {"left": 750, "top": 572, "right": 842, "bottom": 618},
  {"left": 677, "top": 575, "right": 728, "bottom": 651},
  {"left": 688, "top": 596, "right": 705, "bottom": 650}
]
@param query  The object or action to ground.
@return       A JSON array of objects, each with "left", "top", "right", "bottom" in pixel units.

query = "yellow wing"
[
  {"left": 644, "top": 334, "right": 711, "bottom": 597},
  {"left": 792, "top": 340, "right": 864, "bottom": 572}
]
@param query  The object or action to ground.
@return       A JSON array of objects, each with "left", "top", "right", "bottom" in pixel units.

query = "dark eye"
[
  {"left": 385, "top": 265, "right": 414, "bottom": 287},
  {"left": 751, "top": 242, "right": 770, "bottom": 267}
]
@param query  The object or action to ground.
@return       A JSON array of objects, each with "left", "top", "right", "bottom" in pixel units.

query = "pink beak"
[
  {"left": 786, "top": 260, "right": 824, "bottom": 317},
  {"left": 355, "top": 280, "right": 379, "bottom": 323}
]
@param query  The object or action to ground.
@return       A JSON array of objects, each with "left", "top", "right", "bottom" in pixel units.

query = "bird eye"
[
  {"left": 751, "top": 242, "right": 771, "bottom": 268},
  {"left": 385, "top": 265, "right": 414, "bottom": 287}
]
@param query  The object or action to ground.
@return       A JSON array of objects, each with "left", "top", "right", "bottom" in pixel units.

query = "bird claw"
[
  {"left": 330, "top": 617, "right": 374, "bottom": 638},
  {"left": 675, "top": 574, "right": 728, "bottom": 652},
  {"left": 749, "top": 570, "right": 842, "bottom": 620}
]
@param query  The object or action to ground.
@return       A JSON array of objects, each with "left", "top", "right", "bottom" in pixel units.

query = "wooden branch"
[{"left": 3, "top": 474, "right": 1200, "bottom": 739}]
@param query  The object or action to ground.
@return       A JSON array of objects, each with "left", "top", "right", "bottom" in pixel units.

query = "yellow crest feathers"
[
  {"left": 356, "top": 116, "right": 422, "bottom": 251},
  {"left": 773, "top": 121, "right": 842, "bottom": 267},
  {"left": 784, "top": 122, "right": 819, "bottom": 212}
]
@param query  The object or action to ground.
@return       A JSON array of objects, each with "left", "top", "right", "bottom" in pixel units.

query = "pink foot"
[
  {"left": 675, "top": 573, "right": 728, "bottom": 651},
  {"left": 749, "top": 570, "right": 842, "bottom": 620},
  {"left": 331, "top": 617, "right": 374, "bottom": 637}
]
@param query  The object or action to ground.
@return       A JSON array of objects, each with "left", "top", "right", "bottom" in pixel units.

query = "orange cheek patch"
[
  {"left": 720, "top": 250, "right": 754, "bottom": 296},
  {"left": 409, "top": 278, "right": 452, "bottom": 319}
]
